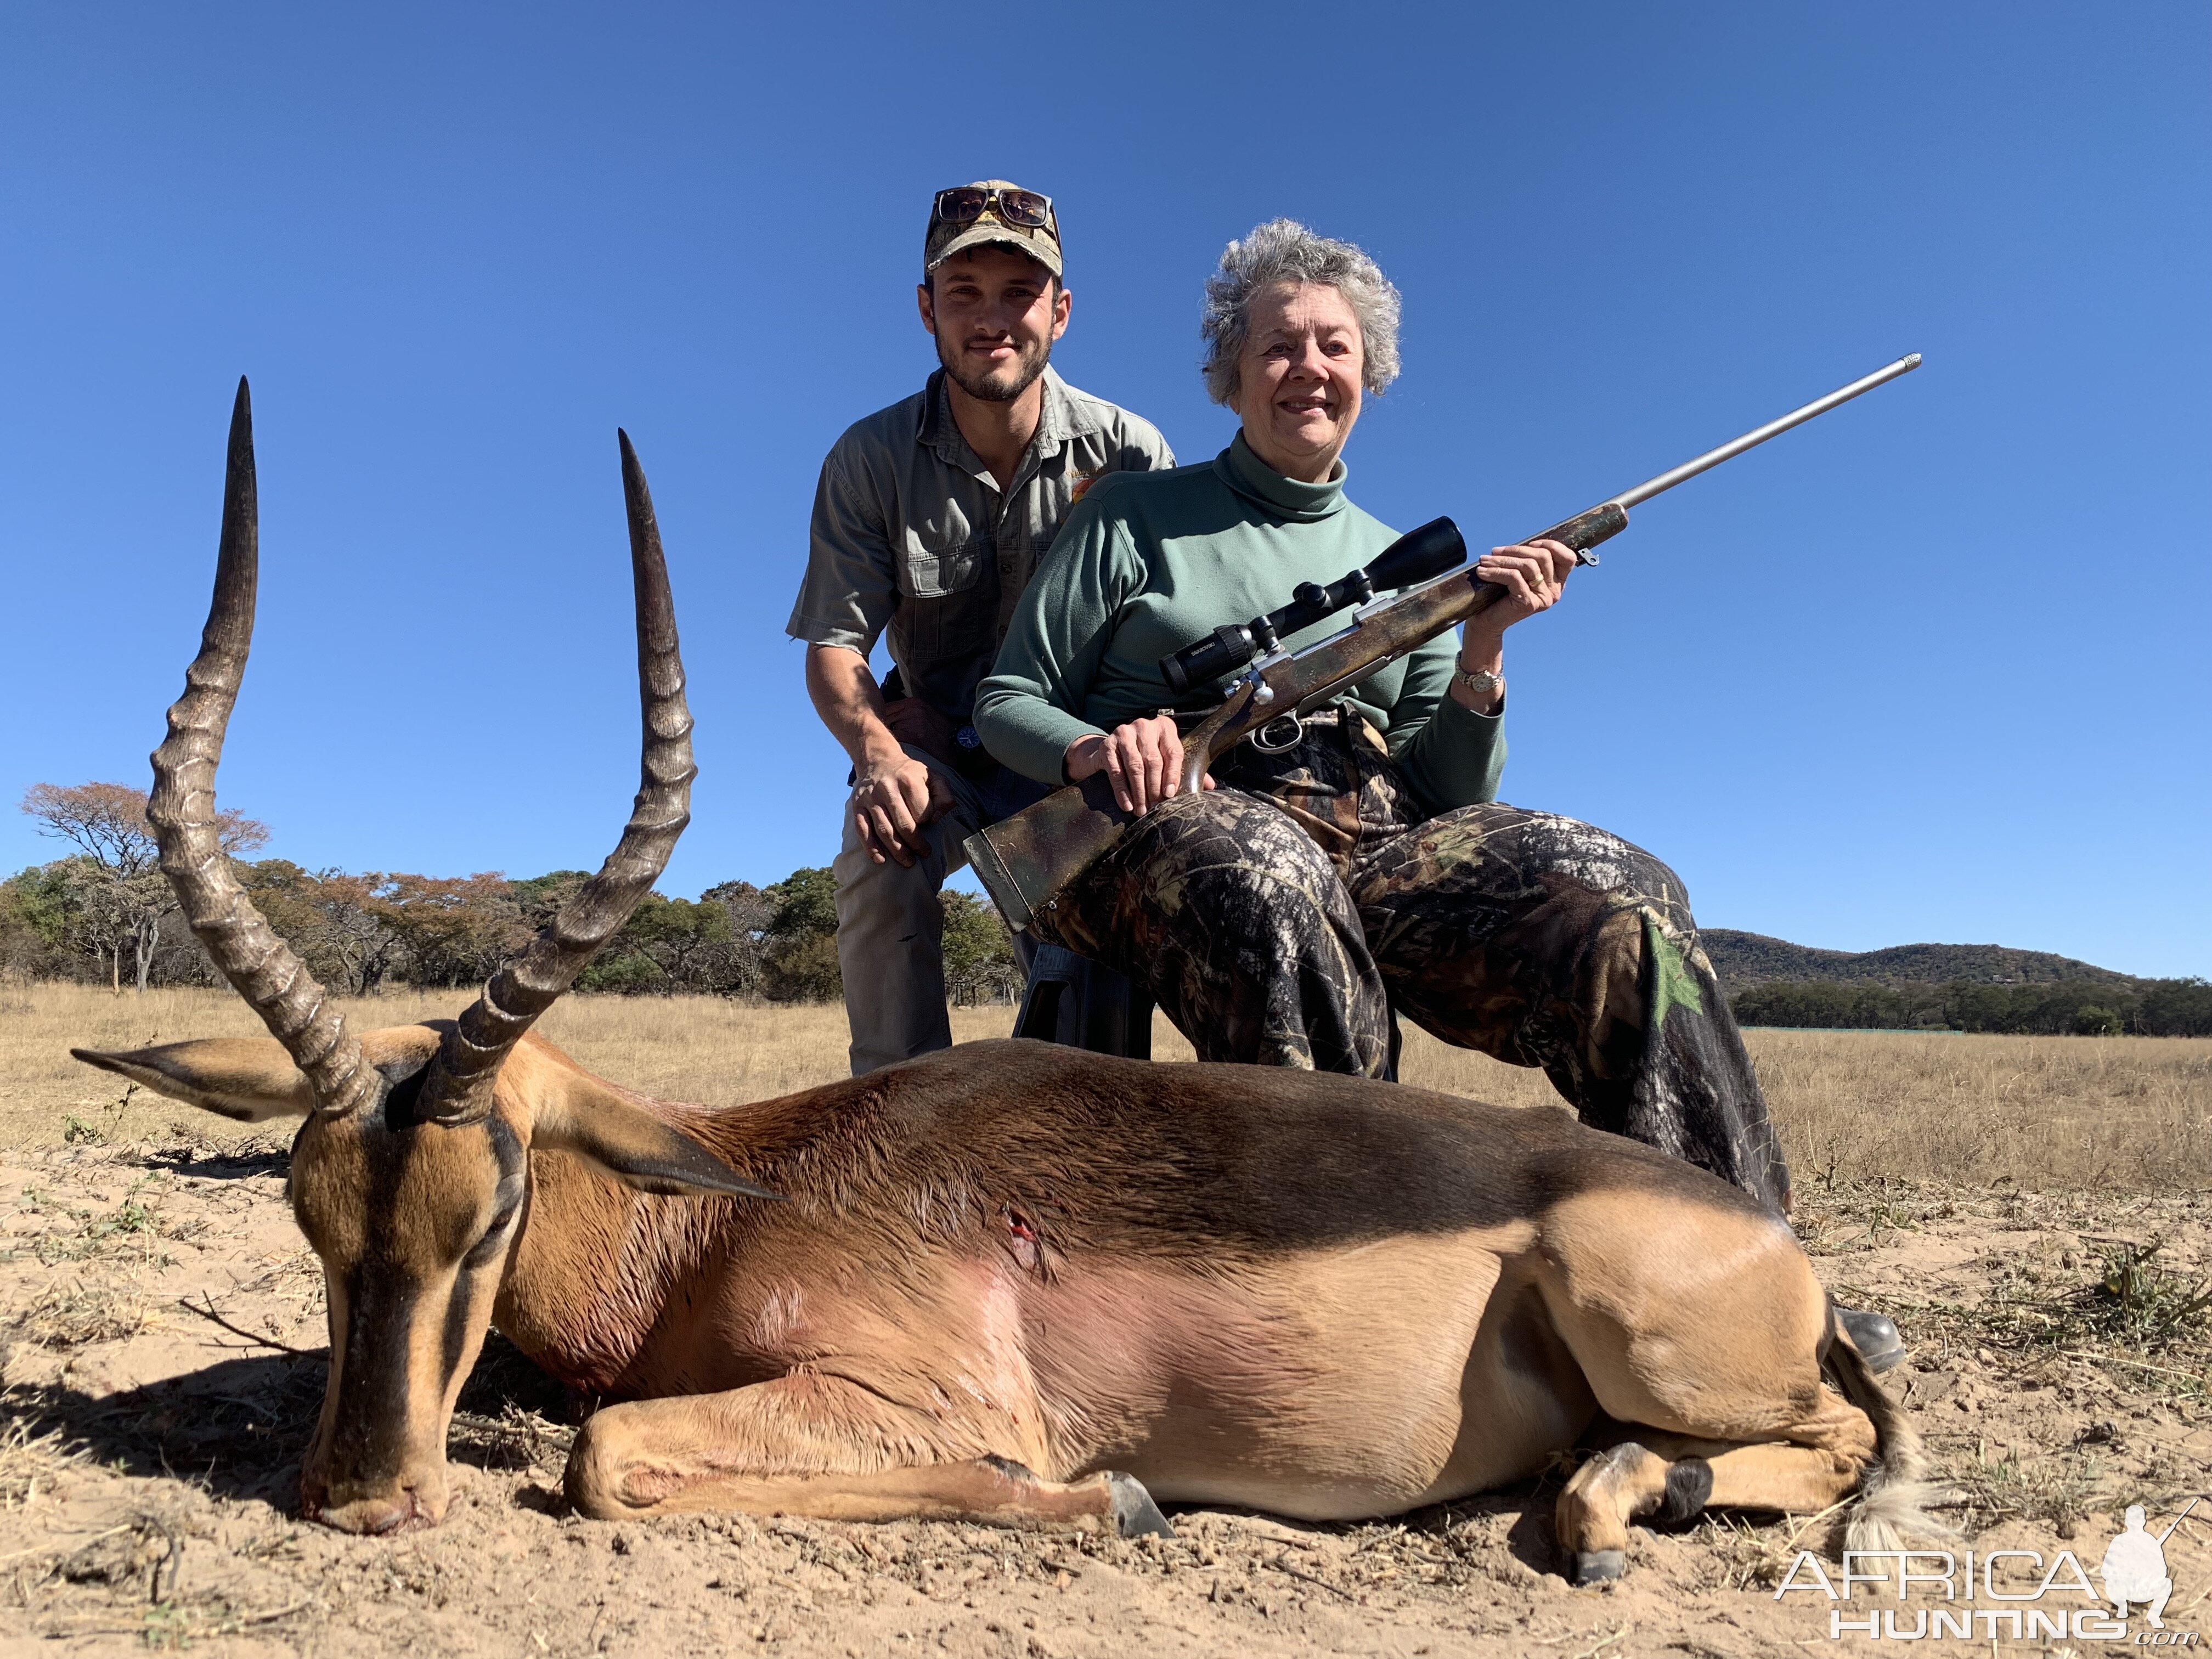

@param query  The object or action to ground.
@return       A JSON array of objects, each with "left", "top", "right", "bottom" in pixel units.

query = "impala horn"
[
  {"left": 412, "top": 428, "right": 696, "bottom": 1126},
  {"left": 149, "top": 379, "right": 379, "bottom": 1117}
]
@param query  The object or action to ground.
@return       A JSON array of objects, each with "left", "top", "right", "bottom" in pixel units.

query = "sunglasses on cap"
[{"left": 932, "top": 185, "right": 1053, "bottom": 230}]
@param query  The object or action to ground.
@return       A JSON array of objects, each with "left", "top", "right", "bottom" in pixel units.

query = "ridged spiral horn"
[
  {"left": 413, "top": 430, "right": 696, "bottom": 1126},
  {"left": 147, "top": 379, "right": 378, "bottom": 1117}
]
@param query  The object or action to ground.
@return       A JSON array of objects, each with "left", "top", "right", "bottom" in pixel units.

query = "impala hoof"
[
  {"left": 1572, "top": 1549, "right": 1625, "bottom": 1585},
  {"left": 1108, "top": 1473, "right": 1175, "bottom": 1539},
  {"left": 1837, "top": 1307, "right": 1907, "bottom": 1374}
]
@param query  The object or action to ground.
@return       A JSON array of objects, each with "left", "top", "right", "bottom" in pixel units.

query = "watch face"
[{"left": 1457, "top": 669, "right": 1502, "bottom": 698}]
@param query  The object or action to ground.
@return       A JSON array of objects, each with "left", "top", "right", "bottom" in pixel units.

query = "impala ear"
[
  {"left": 72, "top": 1039, "right": 315, "bottom": 1122},
  {"left": 532, "top": 1075, "right": 782, "bottom": 1202}
]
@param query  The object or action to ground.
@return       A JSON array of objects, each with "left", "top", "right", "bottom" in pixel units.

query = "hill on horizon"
[{"left": 1701, "top": 929, "right": 2137, "bottom": 992}]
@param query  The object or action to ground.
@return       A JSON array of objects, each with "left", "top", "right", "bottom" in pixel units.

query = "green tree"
[
  {"left": 765, "top": 867, "right": 839, "bottom": 939},
  {"left": 760, "top": 867, "right": 843, "bottom": 1002},
  {"left": 763, "top": 932, "right": 844, "bottom": 1002},
  {"left": 1730, "top": 978, "right": 1930, "bottom": 1030},
  {"left": 941, "top": 891, "right": 1019, "bottom": 1006},
  {"left": 19, "top": 781, "right": 267, "bottom": 991},
  {"left": 0, "top": 864, "right": 82, "bottom": 980},
  {"left": 575, "top": 891, "right": 759, "bottom": 996},
  {"left": 2137, "top": 978, "right": 2212, "bottom": 1037},
  {"left": 509, "top": 870, "right": 590, "bottom": 931}
]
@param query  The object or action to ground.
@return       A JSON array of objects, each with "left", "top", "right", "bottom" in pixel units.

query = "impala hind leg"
[
  {"left": 1554, "top": 1432, "right": 1866, "bottom": 1583},
  {"left": 563, "top": 1375, "right": 1172, "bottom": 1537}
]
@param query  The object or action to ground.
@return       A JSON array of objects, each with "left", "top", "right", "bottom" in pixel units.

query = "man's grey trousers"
[{"left": 832, "top": 746, "right": 1042, "bottom": 1076}]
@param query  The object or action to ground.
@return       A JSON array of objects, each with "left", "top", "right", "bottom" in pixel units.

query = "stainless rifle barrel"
[{"left": 1609, "top": 353, "right": 1922, "bottom": 512}]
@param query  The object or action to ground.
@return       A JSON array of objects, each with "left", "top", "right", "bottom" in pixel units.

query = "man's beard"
[{"left": 939, "top": 333, "right": 1052, "bottom": 403}]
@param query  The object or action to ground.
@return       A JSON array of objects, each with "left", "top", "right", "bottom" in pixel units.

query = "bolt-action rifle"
[{"left": 965, "top": 354, "right": 1922, "bottom": 932}]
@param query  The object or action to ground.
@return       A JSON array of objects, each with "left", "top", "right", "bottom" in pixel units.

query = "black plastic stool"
[{"left": 1013, "top": 941, "right": 1153, "bottom": 1059}]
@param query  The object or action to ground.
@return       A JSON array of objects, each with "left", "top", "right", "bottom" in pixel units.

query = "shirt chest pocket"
[
  {"left": 902, "top": 534, "right": 988, "bottom": 598},
  {"left": 897, "top": 533, "right": 997, "bottom": 665}
]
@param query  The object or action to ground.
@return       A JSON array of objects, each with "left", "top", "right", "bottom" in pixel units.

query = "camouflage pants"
[{"left": 1032, "top": 712, "right": 1791, "bottom": 1212}]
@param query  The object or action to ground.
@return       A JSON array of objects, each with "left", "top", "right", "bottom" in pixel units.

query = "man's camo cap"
[{"left": 925, "top": 180, "right": 1063, "bottom": 279}]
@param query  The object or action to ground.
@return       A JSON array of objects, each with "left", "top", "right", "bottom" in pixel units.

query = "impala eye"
[{"left": 461, "top": 1199, "right": 520, "bottom": 1267}]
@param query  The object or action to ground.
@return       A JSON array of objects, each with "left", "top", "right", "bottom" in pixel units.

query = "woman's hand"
[
  {"left": 1452, "top": 538, "right": 1581, "bottom": 714},
  {"left": 1064, "top": 713, "right": 1216, "bottom": 815},
  {"left": 1471, "top": 538, "right": 1579, "bottom": 627}
]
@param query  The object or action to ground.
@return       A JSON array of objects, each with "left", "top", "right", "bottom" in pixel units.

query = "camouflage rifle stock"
[{"left": 965, "top": 353, "right": 1922, "bottom": 932}]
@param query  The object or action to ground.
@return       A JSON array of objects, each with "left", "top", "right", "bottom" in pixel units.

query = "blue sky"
[{"left": 2, "top": 3, "right": 2205, "bottom": 977}]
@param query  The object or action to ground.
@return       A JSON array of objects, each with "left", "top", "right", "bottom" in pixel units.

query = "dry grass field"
[
  {"left": 4, "top": 981, "right": 2212, "bottom": 1656},
  {"left": 9, "top": 981, "right": 2208, "bottom": 1188}
]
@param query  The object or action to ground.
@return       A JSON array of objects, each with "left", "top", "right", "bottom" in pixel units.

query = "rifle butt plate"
[{"left": 964, "top": 825, "right": 1036, "bottom": 933}]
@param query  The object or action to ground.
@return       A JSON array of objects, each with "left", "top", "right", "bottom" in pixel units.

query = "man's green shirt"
[{"left": 975, "top": 433, "right": 1505, "bottom": 815}]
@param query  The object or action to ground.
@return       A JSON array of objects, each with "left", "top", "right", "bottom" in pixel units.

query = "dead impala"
[{"left": 76, "top": 383, "right": 1934, "bottom": 1583}]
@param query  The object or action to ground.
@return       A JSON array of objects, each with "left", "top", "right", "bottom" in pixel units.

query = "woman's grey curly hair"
[{"left": 1200, "top": 219, "right": 1403, "bottom": 407}]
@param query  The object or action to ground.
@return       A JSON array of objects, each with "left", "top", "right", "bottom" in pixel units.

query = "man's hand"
[
  {"left": 1064, "top": 713, "right": 1215, "bottom": 816},
  {"left": 852, "top": 744, "right": 953, "bottom": 868},
  {"left": 804, "top": 645, "right": 955, "bottom": 868}
]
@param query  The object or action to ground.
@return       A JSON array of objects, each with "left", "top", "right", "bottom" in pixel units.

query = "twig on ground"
[
  {"left": 2061, "top": 1350, "right": 2206, "bottom": 1383},
  {"left": 176, "top": 1293, "right": 315, "bottom": 1357},
  {"left": 1571, "top": 1627, "right": 1630, "bottom": 1659},
  {"left": 1260, "top": 1554, "right": 1355, "bottom": 1601},
  {"left": 146, "top": 1513, "right": 182, "bottom": 1604},
  {"left": 0, "top": 1522, "right": 133, "bottom": 1565},
  {"left": 229, "top": 1597, "right": 314, "bottom": 1627},
  {"left": 1827, "top": 1284, "right": 1933, "bottom": 1313}
]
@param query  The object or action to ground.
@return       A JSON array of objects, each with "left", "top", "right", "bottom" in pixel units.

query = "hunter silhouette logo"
[
  {"left": 1776, "top": 1495, "right": 2203, "bottom": 1643},
  {"left": 2103, "top": 1499, "right": 2194, "bottom": 1629}
]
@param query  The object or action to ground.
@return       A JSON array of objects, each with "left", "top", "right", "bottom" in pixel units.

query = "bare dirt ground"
[{"left": 4, "top": 986, "right": 2210, "bottom": 1657}]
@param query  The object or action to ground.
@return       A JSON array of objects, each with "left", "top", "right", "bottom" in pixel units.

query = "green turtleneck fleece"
[{"left": 973, "top": 433, "right": 1505, "bottom": 815}]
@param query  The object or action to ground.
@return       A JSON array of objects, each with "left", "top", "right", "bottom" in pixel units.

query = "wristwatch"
[{"left": 1452, "top": 667, "right": 1505, "bottom": 700}]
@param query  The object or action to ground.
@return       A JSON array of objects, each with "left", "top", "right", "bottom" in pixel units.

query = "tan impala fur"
[
  {"left": 81, "top": 1025, "right": 1934, "bottom": 1576},
  {"left": 77, "top": 385, "right": 1935, "bottom": 1581}
]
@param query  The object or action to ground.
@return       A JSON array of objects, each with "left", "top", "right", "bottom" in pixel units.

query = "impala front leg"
[
  {"left": 564, "top": 1373, "right": 1172, "bottom": 1537},
  {"left": 1555, "top": 1433, "right": 1866, "bottom": 1585}
]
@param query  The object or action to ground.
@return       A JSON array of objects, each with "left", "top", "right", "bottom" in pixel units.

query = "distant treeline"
[
  {"left": 12, "top": 781, "right": 2200, "bottom": 1031},
  {"left": 5, "top": 782, "right": 1019, "bottom": 1004},
  {"left": 2, "top": 856, "right": 1020, "bottom": 1005},
  {"left": 1731, "top": 976, "right": 2212, "bottom": 1037},
  {"left": 1701, "top": 928, "right": 2134, "bottom": 991}
]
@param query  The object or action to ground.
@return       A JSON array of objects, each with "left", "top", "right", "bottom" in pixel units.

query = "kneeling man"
[{"left": 788, "top": 182, "right": 1173, "bottom": 1075}]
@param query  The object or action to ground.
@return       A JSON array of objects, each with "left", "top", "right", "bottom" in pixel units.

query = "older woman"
[{"left": 974, "top": 220, "right": 1792, "bottom": 1218}]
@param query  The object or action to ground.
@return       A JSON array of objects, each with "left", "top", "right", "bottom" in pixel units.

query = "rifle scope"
[{"left": 1158, "top": 517, "right": 1467, "bottom": 696}]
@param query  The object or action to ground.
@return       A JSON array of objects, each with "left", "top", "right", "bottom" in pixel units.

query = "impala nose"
[
  {"left": 304, "top": 1479, "right": 438, "bottom": 1535},
  {"left": 359, "top": 1496, "right": 413, "bottom": 1535}
]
